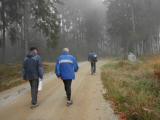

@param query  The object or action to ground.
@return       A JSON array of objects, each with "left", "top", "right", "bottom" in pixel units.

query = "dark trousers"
[
  {"left": 63, "top": 80, "right": 72, "bottom": 101},
  {"left": 29, "top": 79, "right": 39, "bottom": 105},
  {"left": 91, "top": 62, "right": 96, "bottom": 74}
]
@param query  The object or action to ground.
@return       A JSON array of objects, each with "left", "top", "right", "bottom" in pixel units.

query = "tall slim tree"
[
  {"left": 106, "top": 0, "right": 160, "bottom": 57},
  {"left": 0, "top": 0, "right": 23, "bottom": 62},
  {"left": 31, "top": 0, "right": 59, "bottom": 48}
]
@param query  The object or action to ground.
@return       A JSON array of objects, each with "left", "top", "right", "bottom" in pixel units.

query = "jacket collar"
[{"left": 62, "top": 51, "right": 69, "bottom": 55}]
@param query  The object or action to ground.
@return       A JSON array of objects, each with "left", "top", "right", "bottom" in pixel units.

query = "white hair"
[{"left": 63, "top": 48, "right": 69, "bottom": 52}]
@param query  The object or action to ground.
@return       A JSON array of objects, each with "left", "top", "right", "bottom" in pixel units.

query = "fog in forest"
[
  {"left": 0, "top": 0, "right": 160, "bottom": 63},
  {"left": 1, "top": 1, "right": 160, "bottom": 119}
]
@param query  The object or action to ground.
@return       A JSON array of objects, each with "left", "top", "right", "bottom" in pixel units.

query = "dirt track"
[{"left": 0, "top": 61, "right": 118, "bottom": 120}]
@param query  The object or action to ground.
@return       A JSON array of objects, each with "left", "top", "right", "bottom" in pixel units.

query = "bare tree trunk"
[
  {"left": 131, "top": 0, "right": 136, "bottom": 33},
  {"left": 23, "top": 0, "right": 29, "bottom": 56},
  {"left": 2, "top": 0, "right": 6, "bottom": 63}
]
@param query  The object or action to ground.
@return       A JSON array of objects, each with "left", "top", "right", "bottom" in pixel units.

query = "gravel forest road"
[{"left": 0, "top": 61, "right": 118, "bottom": 120}]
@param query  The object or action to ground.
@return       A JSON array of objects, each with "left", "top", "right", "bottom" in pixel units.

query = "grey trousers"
[
  {"left": 91, "top": 62, "right": 96, "bottom": 74},
  {"left": 29, "top": 79, "right": 39, "bottom": 105}
]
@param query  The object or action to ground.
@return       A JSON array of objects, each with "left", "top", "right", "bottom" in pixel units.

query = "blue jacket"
[
  {"left": 23, "top": 53, "right": 44, "bottom": 80},
  {"left": 55, "top": 52, "right": 79, "bottom": 80}
]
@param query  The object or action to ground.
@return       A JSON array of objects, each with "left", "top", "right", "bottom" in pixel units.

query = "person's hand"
[{"left": 58, "top": 77, "right": 62, "bottom": 80}]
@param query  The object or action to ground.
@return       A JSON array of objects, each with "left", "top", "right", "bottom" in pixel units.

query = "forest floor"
[
  {"left": 0, "top": 61, "right": 118, "bottom": 120},
  {"left": 102, "top": 56, "right": 160, "bottom": 120}
]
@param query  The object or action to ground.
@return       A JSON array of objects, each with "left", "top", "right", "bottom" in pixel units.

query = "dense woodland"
[
  {"left": 105, "top": 0, "right": 160, "bottom": 57},
  {"left": 0, "top": 0, "right": 108, "bottom": 63},
  {"left": 55, "top": 0, "right": 108, "bottom": 59},
  {"left": 0, "top": 0, "right": 59, "bottom": 63},
  {"left": 1, "top": 0, "right": 160, "bottom": 63}
]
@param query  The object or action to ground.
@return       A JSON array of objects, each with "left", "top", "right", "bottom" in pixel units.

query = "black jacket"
[
  {"left": 23, "top": 53, "right": 43, "bottom": 80},
  {"left": 88, "top": 52, "right": 98, "bottom": 62}
]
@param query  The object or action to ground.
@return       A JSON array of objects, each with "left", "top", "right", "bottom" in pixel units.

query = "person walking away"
[
  {"left": 23, "top": 47, "right": 44, "bottom": 108},
  {"left": 88, "top": 51, "right": 98, "bottom": 75},
  {"left": 55, "top": 48, "right": 79, "bottom": 106}
]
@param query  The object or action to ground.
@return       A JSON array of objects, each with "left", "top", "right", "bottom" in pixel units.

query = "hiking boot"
[
  {"left": 31, "top": 103, "right": 39, "bottom": 109},
  {"left": 66, "top": 100, "right": 73, "bottom": 106}
]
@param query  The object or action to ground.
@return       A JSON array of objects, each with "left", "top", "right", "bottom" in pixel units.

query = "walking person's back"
[
  {"left": 23, "top": 47, "right": 43, "bottom": 108},
  {"left": 88, "top": 51, "right": 98, "bottom": 75},
  {"left": 55, "top": 48, "right": 79, "bottom": 106}
]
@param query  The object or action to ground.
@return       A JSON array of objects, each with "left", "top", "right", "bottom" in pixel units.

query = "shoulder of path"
[{"left": 0, "top": 62, "right": 86, "bottom": 107}]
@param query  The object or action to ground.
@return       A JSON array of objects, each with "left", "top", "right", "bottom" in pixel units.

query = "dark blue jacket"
[
  {"left": 55, "top": 52, "right": 79, "bottom": 80},
  {"left": 23, "top": 53, "right": 44, "bottom": 80},
  {"left": 88, "top": 52, "right": 98, "bottom": 62}
]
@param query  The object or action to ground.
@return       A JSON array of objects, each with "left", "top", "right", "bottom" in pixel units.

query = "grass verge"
[
  {"left": 0, "top": 63, "right": 54, "bottom": 92},
  {"left": 101, "top": 58, "right": 160, "bottom": 120}
]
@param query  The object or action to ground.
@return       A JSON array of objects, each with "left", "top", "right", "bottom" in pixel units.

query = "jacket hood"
[{"left": 27, "top": 52, "right": 36, "bottom": 58}]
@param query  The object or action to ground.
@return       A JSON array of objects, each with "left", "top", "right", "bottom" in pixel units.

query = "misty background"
[{"left": 0, "top": 0, "right": 160, "bottom": 63}]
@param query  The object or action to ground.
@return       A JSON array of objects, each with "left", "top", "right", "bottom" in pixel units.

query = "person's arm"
[
  {"left": 95, "top": 54, "right": 98, "bottom": 62},
  {"left": 55, "top": 58, "right": 61, "bottom": 78},
  {"left": 73, "top": 57, "right": 79, "bottom": 72},
  {"left": 22, "top": 58, "right": 26, "bottom": 80},
  {"left": 37, "top": 56, "right": 44, "bottom": 79},
  {"left": 88, "top": 54, "right": 90, "bottom": 61}
]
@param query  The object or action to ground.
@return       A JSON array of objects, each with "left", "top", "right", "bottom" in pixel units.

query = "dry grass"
[
  {"left": 0, "top": 62, "right": 54, "bottom": 92},
  {"left": 101, "top": 58, "right": 160, "bottom": 120}
]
